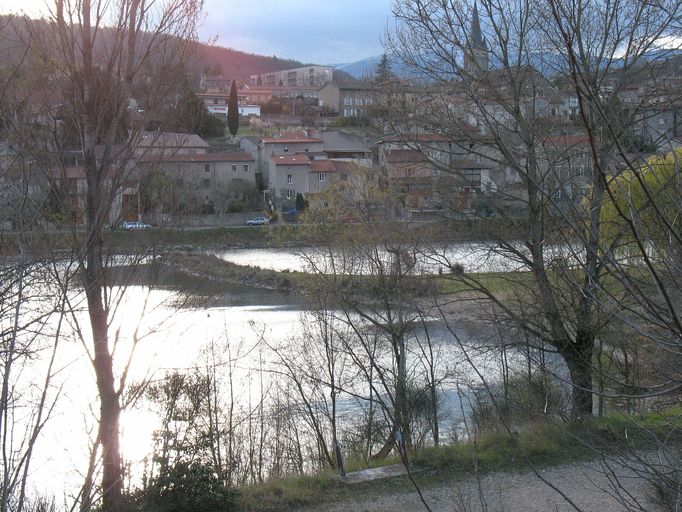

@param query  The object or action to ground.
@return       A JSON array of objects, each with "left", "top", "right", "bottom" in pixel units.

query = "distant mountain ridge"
[{"left": 334, "top": 48, "right": 682, "bottom": 80}]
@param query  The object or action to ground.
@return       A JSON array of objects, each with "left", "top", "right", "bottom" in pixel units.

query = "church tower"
[{"left": 464, "top": 3, "right": 489, "bottom": 74}]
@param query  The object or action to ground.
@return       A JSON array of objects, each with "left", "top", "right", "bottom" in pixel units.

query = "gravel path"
[{"left": 303, "top": 459, "right": 660, "bottom": 512}]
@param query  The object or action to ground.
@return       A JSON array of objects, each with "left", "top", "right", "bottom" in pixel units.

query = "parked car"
[
  {"left": 282, "top": 208, "right": 299, "bottom": 223},
  {"left": 121, "top": 221, "right": 151, "bottom": 230},
  {"left": 246, "top": 216, "right": 269, "bottom": 226}
]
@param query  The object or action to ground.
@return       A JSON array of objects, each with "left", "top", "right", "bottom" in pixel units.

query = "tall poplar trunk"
[{"left": 84, "top": 152, "right": 122, "bottom": 510}]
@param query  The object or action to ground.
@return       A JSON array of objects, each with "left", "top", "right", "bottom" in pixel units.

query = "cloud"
[
  {"left": 199, "top": 0, "right": 393, "bottom": 63},
  {"left": 0, "top": 0, "right": 394, "bottom": 63}
]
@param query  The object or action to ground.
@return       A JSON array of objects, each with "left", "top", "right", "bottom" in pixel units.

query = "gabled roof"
[
  {"left": 310, "top": 160, "right": 360, "bottom": 173},
  {"left": 136, "top": 132, "right": 209, "bottom": 149},
  {"left": 140, "top": 152, "right": 255, "bottom": 163},
  {"left": 320, "top": 131, "right": 371, "bottom": 152},
  {"left": 261, "top": 137, "right": 322, "bottom": 144},
  {"left": 384, "top": 149, "right": 430, "bottom": 164},
  {"left": 450, "top": 158, "right": 494, "bottom": 169},
  {"left": 543, "top": 134, "right": 591, "bottom": 147},
  {"left": 380, "top": 133, "right": 451, "bottom": 143},
  {"left": 271, "top": 154, "right": 310, "bottom": 166},
  {"left": 45, "top": 166, "right": 86, "bottom": 179}
]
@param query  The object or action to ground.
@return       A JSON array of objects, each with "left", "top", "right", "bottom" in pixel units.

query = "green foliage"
[
  {"left": 129, "top": 461, "right": 238, "bottom": 512},
  {"left": 334, "top": 115, "right": 370, "bottom": 128},
  {"left": 470, "top": 374, "right": 568, "bottom": 432},
  {"left": 295, "top": 192, "right": 308, "bottom": 212},
  {"left": 146, "top": 81, "right": 223, "bottom": 137},
  {"left": 140, "top": 169, "right": 179, "bottom": 214},
  {"left": 601, "top": 149, "right": 682, "bottom": 243},
  {"left": 374, "top": 53, "right": 396, "bottom": 84},
  {"left": 227, "top": 80, "right": 239, "bottom": 136},
  {"left": 199, "top": 114, "right": 225, "bottom": 138},
  {"left": 260, "top": 99, "right": 284, "bottom": 115}
]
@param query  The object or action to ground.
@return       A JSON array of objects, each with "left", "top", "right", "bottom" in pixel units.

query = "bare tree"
[
  {"left": 0, "top": 2, "right": 204, "bottom": 509},
  {"left": 386, "top": 0, "right": 682, "bottom": 422},
  {"left": 386, "top": 0, "right": 682, "bottom": 509}
]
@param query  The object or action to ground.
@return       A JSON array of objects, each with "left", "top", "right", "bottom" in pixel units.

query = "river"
[{"left": 17, "top": 245, "right": 563, "bottom": 503}]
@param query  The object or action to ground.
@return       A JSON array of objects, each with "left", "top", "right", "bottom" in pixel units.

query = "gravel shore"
[{"left": 303, "top": 458, "right": 659, "bottom": 512}]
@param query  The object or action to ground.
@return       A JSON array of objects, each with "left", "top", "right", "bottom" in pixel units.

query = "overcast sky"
[
  {"left": 1, "top": 0, "right": 394, "bottom": 64},
  {"left": 199, "top": 0, "right": 394, "bottom": 64}
]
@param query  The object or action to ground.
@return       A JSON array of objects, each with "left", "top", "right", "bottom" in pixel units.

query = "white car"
[
  {"left": 246, "top": 216, "right": 270, "bottom": 226},
  {"left": 121, "top": 221, "right": 151, "bottom": 230}
]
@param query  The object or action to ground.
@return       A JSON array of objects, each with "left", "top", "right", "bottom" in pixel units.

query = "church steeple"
[{"left": 464, "top": 2, "right": 489, "bottom": 73}]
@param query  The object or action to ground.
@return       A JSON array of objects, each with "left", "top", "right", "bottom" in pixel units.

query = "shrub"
[
  {"left": 129, "top": 461, "right": 238, "bottom": 512},
  {"left": 471, "top": 374, "right": 568, "bottom": 432}
]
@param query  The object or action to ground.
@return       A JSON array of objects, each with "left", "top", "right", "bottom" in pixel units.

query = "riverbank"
[
  {"left": 237, "top": 408, "right": 682, "bottom": 511},
  {"left": 0, "top": 216, "right": 534, "bottom": 256}
]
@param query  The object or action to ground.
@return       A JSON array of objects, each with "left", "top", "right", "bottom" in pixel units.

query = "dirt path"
[{"left": 303, "top": 459, "right": 659, "bottom": 512}]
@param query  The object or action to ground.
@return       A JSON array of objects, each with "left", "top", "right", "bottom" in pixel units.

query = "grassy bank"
[
  {"left": 0, "top": 216, "right": 533, "bottom": 256},
  {"left": 235, "top": 408, "right": 682, "bottom": 511}
]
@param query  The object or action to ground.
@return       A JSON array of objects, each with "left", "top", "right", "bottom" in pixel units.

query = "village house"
[
  {"left": 248, "top": 133, "right": 325, "bottom": 184},
  {"left": 318, "top": 131, "right": 373, "bottom": 166},
  {"left": 318, "top": 83, "right": 378, "bottom": 117},
  {"left": 133, "top": 131, "right": 210, "bottom": 157},
  {"left": 250, "top": 65, "right": 333, "bottom": 88},
  {"left": 138, "top": 151, "right": 257, "bottom": 215},
  {"left": 196, "top": 91, "right": 261, "bottom": 118},
  {"left": 266, "top": 154, "right": 311, "bottom": 208}
]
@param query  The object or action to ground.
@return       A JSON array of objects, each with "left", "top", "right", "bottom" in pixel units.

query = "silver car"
[
  {"left": 246, "top": 216, "right": 269, "bottom": 226},
  {"left": 121, "top": 221, "right": 151, "bottom": 230}
]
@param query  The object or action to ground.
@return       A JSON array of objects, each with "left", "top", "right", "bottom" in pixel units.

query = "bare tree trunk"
[{"left": 564, "top": 332, "right": 595, "bottom": 420}]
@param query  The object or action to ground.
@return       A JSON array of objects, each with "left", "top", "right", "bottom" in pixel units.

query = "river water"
[
  {"left": 21, "top": 244, "right": 562, "bottom": 502},
  {"left": 213, "top": 242, "right": 529, "bottom": 274}
]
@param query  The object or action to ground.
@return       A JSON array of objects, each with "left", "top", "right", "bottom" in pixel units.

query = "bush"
[
  {"left": 129, "top": 461, "right": 238, "bottom": 512},
  {"left": 648, "top": 450, "right": 682, "bottom": 512},
  {"left": 226, "top": 201, "right": 247, "bottom": 213},
  {"left": 471, "top": 374, "right": 568, "bottom": 432}
]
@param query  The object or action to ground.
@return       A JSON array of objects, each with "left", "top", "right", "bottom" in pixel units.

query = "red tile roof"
[
  {"left": 310, "top": 160, "right": 359, "bottom": 173},
  {"left": 543, "top": 135, "right": 591, "bottom": 147},
  {"left": 140, "top": 152, "right": 254, "bottom": 163},
  {"left": 384, "top": 149, "right": 429, "bottom": 164},
  {"left": 271, "top": 154, "right": 310, "bottom": 165}
]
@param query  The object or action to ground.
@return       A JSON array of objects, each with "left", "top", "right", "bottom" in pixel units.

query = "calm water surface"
[{"left": 27, "top": 246, "right": 564, "bottom": 499}]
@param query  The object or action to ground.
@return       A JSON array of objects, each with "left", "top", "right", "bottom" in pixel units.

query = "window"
[
  {"left": 343, "top": 98, "right": 351, "bottom": 105},
  {"left": 231, "top": 164, "right": 237, "bottom": 172},
  {"left": 319, "top": 173, "right": 326, "bottom": 182},
  {"left": 287, "top": 174, "right": 293, "bottom": 184},
  {"left": 287, "top": 188, "right": 294, "bottom": 199},
  {"left": 341, "top": 173, "right": 349, "bottom": 182},
  {"left": 284, "top": 146, "right": 289, "bottom": 152},
  {"left": 553, "top": 188, "right": 562, "bottom": 199},
  {"left": 213, "top": 99, "right": 218, "bottom": 104},
  {"left": 202, "top": 178, "right": 210, "bottom": 188},
  {"left": 204, "top": 164, "right": 210, "bottom": 173},
  {"left": 243, "top": 164, "right": 249, "bottom": 173}
]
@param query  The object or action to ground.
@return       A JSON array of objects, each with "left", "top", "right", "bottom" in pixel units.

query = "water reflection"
[
  {"left": 214, "top": 243, "right": 528, "bottom": 274},
  {"left": 30, "top": 275, "right": 558, "bottom": 501}
]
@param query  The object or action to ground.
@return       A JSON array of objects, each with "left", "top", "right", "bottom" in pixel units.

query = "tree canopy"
[{"left": 227, "top": 80, "right": 239, "bottom": 137}]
